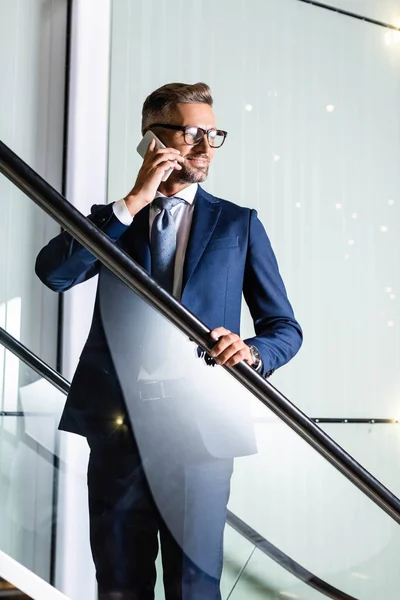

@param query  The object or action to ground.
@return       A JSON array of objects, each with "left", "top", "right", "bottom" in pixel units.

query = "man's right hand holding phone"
[{"left": 124, "top": 139, "right": 184, "bottom": 217}]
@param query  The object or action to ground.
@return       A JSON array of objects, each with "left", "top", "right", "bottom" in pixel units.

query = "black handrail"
[
  {"left": 1, "top": 140, "right": 400, "bottom": 526},
  {"left": 0, "top": 327, "right": 69, "bottom": 395},
  {"left": 0, "top": 328, "right": 357, "bottom": 600},
  {"left": 297, "top": 0, "right": 400, "bottom": 31},
  {"left": 256, "top": 417, "right": 400, "bottom": 424}
]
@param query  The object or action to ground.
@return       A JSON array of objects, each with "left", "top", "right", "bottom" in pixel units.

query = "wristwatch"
[{"left": 249, "top": 345, "right": 262, "bottom": 373}]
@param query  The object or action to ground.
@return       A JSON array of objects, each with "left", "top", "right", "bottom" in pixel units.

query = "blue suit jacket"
[{"left": 35, "top": 186, "right": 302, "bottom": 457}]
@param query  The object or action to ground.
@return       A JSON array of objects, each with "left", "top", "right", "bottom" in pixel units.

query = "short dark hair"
[{"left": 141, "top": 82, "right": 213, "bottom": 134}]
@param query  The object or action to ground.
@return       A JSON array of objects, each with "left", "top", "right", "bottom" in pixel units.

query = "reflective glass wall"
[
  {"left": 0, "top": 0, "right": 67, "bottom": 364},
  {"left": 0, "top": 0, "right": 69, "bottom": 582},
  {"left": 108, "top": 0, "right": 400, "bottom": 597},
  {"left": 108, "top": 0, "right": 400, "bottom": 465}
]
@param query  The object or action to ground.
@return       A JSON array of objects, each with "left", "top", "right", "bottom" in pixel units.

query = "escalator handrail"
[
  {"left": 0, "top": 327, "right": 69, "bottom": 395},
  {"left": 1, "top": 139, "right": 400, "bottom": 527},
  {"left": 0, "top": 328, "right": 358, "bottom": 600}
]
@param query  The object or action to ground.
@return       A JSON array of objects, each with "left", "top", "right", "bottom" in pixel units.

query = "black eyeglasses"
[{"left": 149, "top": 123, "right": 228, "bottom": 148}]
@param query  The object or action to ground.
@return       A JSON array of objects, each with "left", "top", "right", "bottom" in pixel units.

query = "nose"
[
  {"left": 196, "top": 133, "right": 213, "bottom": 153},
  {"left": 196, "top": 134, "right": 211, "bottom": 153}
]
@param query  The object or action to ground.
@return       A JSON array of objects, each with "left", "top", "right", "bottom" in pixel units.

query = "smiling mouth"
[{"left": 186, "top": 157, "right": 209, "bottom": 166}]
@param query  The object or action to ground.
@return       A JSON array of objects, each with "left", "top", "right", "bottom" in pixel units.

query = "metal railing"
[{"left": 1, "top": 139, "right": 400, "bottom": 526}]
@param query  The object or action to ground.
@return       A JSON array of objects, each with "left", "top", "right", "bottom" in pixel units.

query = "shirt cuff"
[{"left": 112, "top": 198, "right": 134, "bottom": 226}]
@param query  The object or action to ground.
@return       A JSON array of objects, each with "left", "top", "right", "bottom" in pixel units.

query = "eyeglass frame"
[{"left": 148, "top": 123, "right": 228, "bottom": 148}]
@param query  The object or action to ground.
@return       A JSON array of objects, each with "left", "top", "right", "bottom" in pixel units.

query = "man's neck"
[{"left": 157, "top": 181, "right": 194, "bottom": 197}]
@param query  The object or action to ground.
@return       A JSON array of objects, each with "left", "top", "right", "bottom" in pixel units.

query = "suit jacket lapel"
[
  {"left": 182, "top": 187, "right": 221, "bottom": 291},
  {"left": 119, "top": 204, "right": 151, "bottom": 273}
]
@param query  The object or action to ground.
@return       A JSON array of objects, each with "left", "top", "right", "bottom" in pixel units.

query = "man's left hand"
[{"left": 208, "top": 327, "right": 254, "bottom": 368}]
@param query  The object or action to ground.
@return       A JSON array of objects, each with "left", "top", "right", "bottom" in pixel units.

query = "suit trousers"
[{"left": 87, "top": 405, "right": 233, "bottom": 600}]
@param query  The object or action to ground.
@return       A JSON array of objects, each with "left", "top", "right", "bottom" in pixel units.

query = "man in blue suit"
[{"left": 36, "top": 82, "right": 302, "bottom": 600}]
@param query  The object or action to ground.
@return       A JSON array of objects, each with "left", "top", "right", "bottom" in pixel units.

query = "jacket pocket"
[{"left": 203, "top": 236, "right": 239, "bottom": 253}]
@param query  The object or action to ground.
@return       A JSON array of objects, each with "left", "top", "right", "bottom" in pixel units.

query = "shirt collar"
[{"left": 155, "top": 183, "right": 198, "bottom": 205}]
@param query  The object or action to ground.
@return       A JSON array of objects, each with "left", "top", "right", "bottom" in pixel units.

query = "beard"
[{"left": 176, "top": 155, "right": 210, "bottom": 184}]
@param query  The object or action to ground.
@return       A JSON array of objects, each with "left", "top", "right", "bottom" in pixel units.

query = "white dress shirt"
[
  {"left": 113, "top": 183, "right": 197, "bottom": 299},
  {"left": 112, "top": 184, "right": 198, "bottom": 380}
]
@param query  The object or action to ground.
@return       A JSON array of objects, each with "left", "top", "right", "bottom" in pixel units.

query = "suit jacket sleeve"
[
  {"left": 35, "top": 203, "right": 129, "bottom": 292},
  {"left": 243, "top": 209, "right": 303, "bottom": 378}
]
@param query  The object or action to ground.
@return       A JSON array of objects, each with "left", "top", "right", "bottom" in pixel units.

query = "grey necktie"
[{"left": 150, "top": 196, "right": 183, "bottom": 295}]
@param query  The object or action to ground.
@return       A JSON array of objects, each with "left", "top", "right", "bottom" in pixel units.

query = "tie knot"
[{"left": 153, "top": 196, "right": 183, "bottom": 212}]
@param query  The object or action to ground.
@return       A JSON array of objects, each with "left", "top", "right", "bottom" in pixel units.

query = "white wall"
[{"left": 56, "top": 2, "right": 111, "bottom": 599}]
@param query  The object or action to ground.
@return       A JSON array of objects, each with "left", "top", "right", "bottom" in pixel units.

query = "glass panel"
[
  {"left": 0, "top": 0, "right": 67, "bottom": 368},
  {"left": 226, "top": 540, "right": 399, "bottom": 600},
  {"left": 3, "top": 299, "right": 400, "bottom": 600},
  {"left": 221, "top": 527, "right": 256, "bottom": 600},
  {"left": 222, "top": 526, "right": 333, "bottom": 600},
  {"left": 1, "top": 169, "right": 399, "bottom": 600},
  {"left": 31, "top": 259, "right": 397, "bottom": 599},
  {"left": 224, "top": 544, "right": 325, "bottom": 600},
  {"left": 0, "top": 178, "right": 60, "bottom": 371},
  {"left": 2, "top": 239, "right": 400, "bottom": 600},
  {"left": 319, "top": 422, "right": 400, "bottom": 497},
  {"left": 0, "top": 355, "right": 65, "bottom": 583},
  {"left": 230, "top": 411, "right": 399, "bottom": 599}
]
